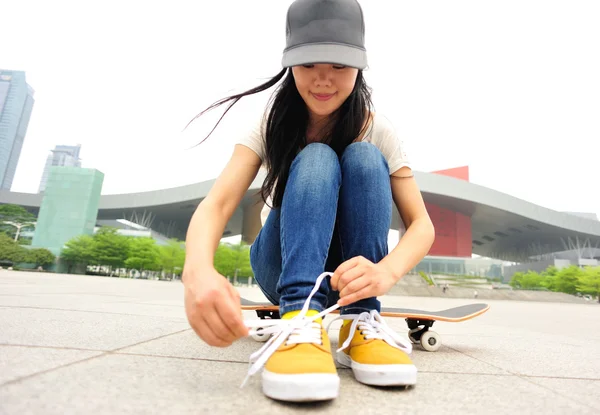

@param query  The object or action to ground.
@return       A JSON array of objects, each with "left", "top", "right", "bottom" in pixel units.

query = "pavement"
[{"left": 1, "top": 270, "right": 599, "bottom": 414}]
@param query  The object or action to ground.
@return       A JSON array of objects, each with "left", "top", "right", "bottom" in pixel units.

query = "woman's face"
[{"left": 292, "top": 64, "right": 359, "bottom": 121}]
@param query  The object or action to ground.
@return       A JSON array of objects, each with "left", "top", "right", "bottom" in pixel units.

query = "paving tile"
[
  {"left": 0, "top": 345, "right": 102, "bottom": 385},
  {"left": 525, "top": 377, "right": 600, "bottom": 412},
  {"left": 445, "top": 333, "right": 600, "bottom": 379},
  {"left": 0, "top": 299, "right": 187, "bottom": 320},
  {"left": 1, "top": 271, "right": 598, "bottom": 415},
  {"left": 0, "top": 307, "right": 189, "bottom": 351},
  {"left": 0, "top": 354, "right": 593, "bottom": 415},
  {"left": 0, "top": 273, "right": 186, "bottom": 320}
]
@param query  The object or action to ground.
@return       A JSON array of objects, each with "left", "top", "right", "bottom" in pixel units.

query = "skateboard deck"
[
  {"left": 241, "top": 298, "right": 489, "bottom": 322},
  {"left": 241, "top": 298, "right": 490, "bottom": 352}
]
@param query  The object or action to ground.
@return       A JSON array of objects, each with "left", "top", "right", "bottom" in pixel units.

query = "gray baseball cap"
[{"left": 282, "top": 0, "right": 367, "bottom": 69}]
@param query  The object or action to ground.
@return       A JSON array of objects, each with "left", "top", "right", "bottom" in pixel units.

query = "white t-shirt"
[{"left": 236, "top": 113, "right": 412, "bottom": 226}]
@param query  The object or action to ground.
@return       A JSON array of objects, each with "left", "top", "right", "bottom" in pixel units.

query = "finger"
[
  {"left": 339, "top": 275, "right": 371, "bottom": 299},
  {"left": 203, "top": 302, "right": 237, "bottom": 344},
  {"left": 337, "top": 266, "right": 366, "bottom": 292},
  {"left": 220, "top": 291, "right": 249, "bottom": 339},
  {"left": 226, "top": 283, "right": 249, "bottom": 336},
  {"left": 335, "top": 256, "right": 362, "bottom": 275},
  {"left": 195, "top": 326, "right": 230, "bottom": 347},
  {"left": 332, "top": 257, "right": 361, "bottom": 289},
  {"left": 337, "top": 286, "right": 374, "bottom": 307},
  {"left": 194, "top": 314, "right": 231, "bottom": 347},
  {"left": 330, "top": 272, "right": 340, "bottom": 291}
]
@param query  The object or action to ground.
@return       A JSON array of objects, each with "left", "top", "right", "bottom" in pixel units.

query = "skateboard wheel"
[
  {"left": 420, "top": 331, "right": 441, "bottom": 352},
  {"left": 408, "top": 333, "right": 419, "bottom": 344},
  {"left": 251, "top": 328, "right": 270, "bottom": 342}
]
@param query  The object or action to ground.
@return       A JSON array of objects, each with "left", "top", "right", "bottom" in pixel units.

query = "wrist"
[
  {"left": 379, "top": 257, "right": 402, "bottom": 282},
  {"left": 182, "top": 262, "right": 214, "bottom": 285}
]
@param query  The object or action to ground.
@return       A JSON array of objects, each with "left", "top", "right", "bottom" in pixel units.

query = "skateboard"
[{"left": 241, "top": 298, "right": 490, "bottom": 352}]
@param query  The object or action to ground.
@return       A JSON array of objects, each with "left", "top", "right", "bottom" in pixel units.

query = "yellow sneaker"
[
  {"left": 242, "top": 272, "right": 341, "bottom": 402},
  {"left": 335, "top": 310, "right": 417, "bottom": 386},
  {"left": 262, "top": 318, "right": 339, "bottom": 401}
]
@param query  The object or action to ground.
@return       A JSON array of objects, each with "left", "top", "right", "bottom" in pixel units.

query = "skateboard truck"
[
  {"left": 256, "top": 310, "right": 280, "bottom": 319},
  {"left": 406, "top": 318, "right": 441, "bottom": 352}
]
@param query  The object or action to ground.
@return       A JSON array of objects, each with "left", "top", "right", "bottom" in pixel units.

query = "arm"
[
  {"left": 183, "top": 144, "right": 262, "bottom": 278},
  {"left": 183, "top": 144, "right": 262, "bottom": 347},
  {"left": 378, "top": 166, "right": 435, "bottom": 280}
]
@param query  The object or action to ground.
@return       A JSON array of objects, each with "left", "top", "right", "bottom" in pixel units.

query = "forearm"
[
  {"left": 183, "top": 201, "right": 229, "bottom": 281},
  {"left": 379, "top": 217, "right": 435, "bottom": 281}
]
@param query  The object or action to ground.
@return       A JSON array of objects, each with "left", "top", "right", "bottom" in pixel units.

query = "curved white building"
[{"left": 2, "top": 166, "right": 599, "bottom": 267}]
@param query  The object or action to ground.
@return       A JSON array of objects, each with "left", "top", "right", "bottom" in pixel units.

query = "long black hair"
[{"left": 187, "top": 67, "right": 373, "bottom": 209}]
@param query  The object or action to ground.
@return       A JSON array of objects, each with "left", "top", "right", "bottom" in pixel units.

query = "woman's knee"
[
  {"left": 341, "top": 142, "right": 389, "bottom": 178},
  {"left": 291, "top": 143, "right": 341, "bottom": 186},
  {"left": 295, "top": 143, "right": 339, "bottom": 167}
]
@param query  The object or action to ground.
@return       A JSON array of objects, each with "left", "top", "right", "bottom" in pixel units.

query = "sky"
[{"left": 2, "top": 0, "right": 600, "bottom": 220}]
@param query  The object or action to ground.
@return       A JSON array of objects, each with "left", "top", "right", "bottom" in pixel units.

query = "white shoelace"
[
  {"left": 241, "top": 271, "right": 339, "bottom": 388},
  {"left": 327, "top": 309, "right": 413, "bottom": 355}
]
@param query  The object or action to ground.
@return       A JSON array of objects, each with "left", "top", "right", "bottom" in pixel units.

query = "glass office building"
[
  {"left": 32, "top": 167, "right": 104, "bottom": 256},
  {"left": 0, "top": 69, "right": 35, "bottom": 190},
  {"left": 38, "top": 144, "right": 82, "bottom": 192}
]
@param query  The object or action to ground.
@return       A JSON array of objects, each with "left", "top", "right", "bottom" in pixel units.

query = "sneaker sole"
[
  {"left": 262, "top": 369, "right": 340, "bottom": 402},
  {"left": 336, "top": 351, "right": 417, "bottom": 386}
]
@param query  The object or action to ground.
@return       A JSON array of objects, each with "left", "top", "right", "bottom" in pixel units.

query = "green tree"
[
  {"left": 540, "top": 266, "right": 559, "bottom": 290},
  {"left": 510, "top": 270, "right": 545, "bottom": 289},
  {"left": 91, "top": 227, "right": 129, "bottom": 271},
  {"left": 25, "top": 248, "right": 56, "bottom": 268},
  {"left": 576, "top": 266, "right": 600, "bottom": 303},
  {"left": 0, "top": 233, "right": 26, "bottom": 264},
  {"left": 0, "top": 204, "right": 36, "bottom": 242},
  {"left": 214, "top": 242, "right": 236, "bottom": 277},
  {"left": 60, "top": 235, "right": 96, "bottom": 271},
  {"left": 230, "top": 242, "right": 253, "bottom": 277},
  {"left": 509, "top": 272, "right": 522, "bottom": 288},
  {"left": 552, "top": 265, "right": 581, "bottom": 295},
  {"left": 158, "top": 239, "right": 185, "bottom": 278},
  {"left": 125, "top": 237, "right": 160, "bottom": 273},
  {"left": 213, "top": 242, "right": 253, "bottom": 279}
]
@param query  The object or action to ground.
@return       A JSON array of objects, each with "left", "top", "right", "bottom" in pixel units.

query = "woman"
[{"left": 183, "top": 0, "right": 435, "bottom": 402}]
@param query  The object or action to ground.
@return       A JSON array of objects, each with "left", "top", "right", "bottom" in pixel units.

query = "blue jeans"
[{"left": 249, "top": 142, "right": 392, "bottom": 316}]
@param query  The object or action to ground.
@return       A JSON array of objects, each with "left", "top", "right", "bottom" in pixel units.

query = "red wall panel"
[
  {"left": 425, "top": 166, "right": 472, "bottom": 257},
  {"left": 432, "top": 166, "right": 470, "bottom": 181},
  {"left": 455, "top": 212, "right": 472, "bottom": 257}
]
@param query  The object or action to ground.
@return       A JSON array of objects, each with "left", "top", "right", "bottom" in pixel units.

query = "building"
[
  {"left": 2, "top": 165, "right": 600, "bottom": 280},
  {"left": 0, "top": 69, "right": 35, "bottom": 191},
  {"left": 95, "top": 219, "right": 173, "bottom": 246},
  {"left": 31, "top": 167, "right": 104, "bottom": 260},
  {"left": 38, "top": 144, "right": 82, "bottom": 193}
]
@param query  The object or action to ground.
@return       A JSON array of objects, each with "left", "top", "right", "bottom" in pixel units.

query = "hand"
[
  {"left": 331, "top": 256, "right": 398, "bottom": 307},
  {"left": 183, "top": 266, "right": 248, "bottom": 347}
]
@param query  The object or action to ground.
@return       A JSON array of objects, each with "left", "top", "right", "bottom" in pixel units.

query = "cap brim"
[{"left": 282, "top": 44, "right": 367, "bottom": 69}]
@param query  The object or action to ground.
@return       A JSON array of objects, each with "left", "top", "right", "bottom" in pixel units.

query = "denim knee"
[
  {"left": 290, "top": 143, "right": 341, "bottom": 188},
  {"left": 341, "top": 142, "right": 389, "bottom": 177}
]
